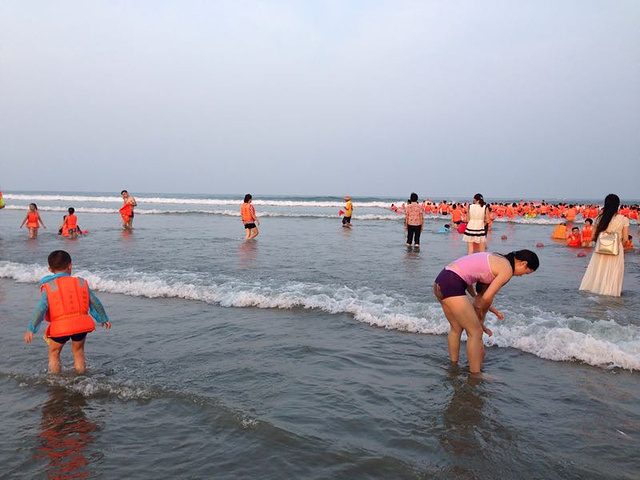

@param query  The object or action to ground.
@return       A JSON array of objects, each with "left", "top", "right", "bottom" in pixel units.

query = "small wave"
[
  {"left": 3, "top": 204, "right": 400, "bottom": 220},
  {"left": 2, "top": 261, "right": 637, "bottom": 370},
  {"left": 3, "top": 194, "right": 394, "bottom": 209}
]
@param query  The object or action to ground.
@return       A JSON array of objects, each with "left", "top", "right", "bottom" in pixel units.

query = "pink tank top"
[{"left": 445, "top": 252, "right": 496, "bottom": 285}]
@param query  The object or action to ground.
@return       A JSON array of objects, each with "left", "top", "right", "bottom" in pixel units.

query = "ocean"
[{"left": 0, "top": 191, "right": 638, "bottom": 479}]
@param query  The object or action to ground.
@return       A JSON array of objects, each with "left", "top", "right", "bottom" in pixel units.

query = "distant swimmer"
[
  {"left": 342, "top": 196, "right": 353, "bottom": 228},
  {"left": 433, "top": 250, "right": 539, "bottom": 373},
  {"left": 20, "top": 203, "right": 46, "bottom": 239},
  {"left": 119, "top": 190, "right": 137, "bottom": 230},
  {"left": 241, "top": 194, "right": 259, "bottom": 239},
  {"left": 23, "top": 250, "right": 111, "bottom": 374}
]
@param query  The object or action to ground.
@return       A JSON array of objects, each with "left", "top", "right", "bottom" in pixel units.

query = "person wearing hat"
[{"left": 342, "top": 196, "right": 353, "bottom": 227}]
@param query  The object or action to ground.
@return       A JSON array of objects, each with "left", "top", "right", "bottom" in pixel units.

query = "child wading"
[{"left": 24, "top": 250, "right": 111, "bottom": 374}]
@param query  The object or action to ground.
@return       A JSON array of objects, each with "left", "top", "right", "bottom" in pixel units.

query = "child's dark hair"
[
  {"left": 409, "top": 192, "right": 418, "bottom": 202},
  {"left": 585, "top": 218, "right": 593, "bottom": 225},
  {"left": 244, "top": 194, "right": 252, "bottom": 203},
  {"left": 48, "top": 250, "right": 72, "bottom": 271},
  {"left": 121, "top": 190, "right": 128, "bottom": 195},
  {"left": 501, "top": 249, "right": 540, "bottom": 272},
  {"left": 30, "top": 203, "right": 38, "bottom": 210},
  {"left": 68, "top": 207, "right": 75, "bottom": 214}
]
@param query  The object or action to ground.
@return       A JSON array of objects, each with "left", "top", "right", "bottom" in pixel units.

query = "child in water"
[
  {"left": 58, "top": 208, "right": 81, "bottom": 238},
  {"left": 20, "top": 203, "right": 46, "bottom": 238},
  {"left": 24, "top": 250, "right": 110, "bottom": 374},
  {"left": 438, "top": 224, "right": 451, "bottom": 233},
  {"left": 581, "top": 218, "right": 594, "bottom": 247}
]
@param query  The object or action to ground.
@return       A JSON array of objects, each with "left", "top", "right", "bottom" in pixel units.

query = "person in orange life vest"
[
  {"left": 623, "top": 235, "right": 634, "bottom": 251},
  {"left": 20, "top": 203, "right": 47, "bottom": 239},
  {"left": 24, "top": 250, "right": 110, "bottom": 374},
  {"left": 566, "top": 227, "right": 582, "bottom": 247},
  {"left": 119, "top": 190, "right": 137, "bottom": 230},
  {"left": 581, "top": 218, "right": 594, "bottom": 248},
  {"left": 450, "top": 204, "right": 463, "bottom": 225},
  {"left": 58, "top": 215, "right": 69, "bottom": 237},
  {"left": 565, "top": 205, "right": 577, "bottom": 223},
  {"left": 241, "top": 194, "right": 260, "bottom": 239},
  {"left": 551, "top": 222, "right": 567, "bottom": 240},
  {"left": 60, "top": 207, "right": 80, "bottom": 238}
]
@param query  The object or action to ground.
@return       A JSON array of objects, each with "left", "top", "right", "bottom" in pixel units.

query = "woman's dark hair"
[
  {"left": 502, "top": 249, "right": 539, "bottom": 272},
  {"left": 409, "top": 192, "right": 418, "bottom": 202},
  {"left": 68, "top": 207, "right": 75, "bottom": 214},
  {"left": 243, "top": 194, "right": 252, "bottom": 203},
  {"left": 594, "top": 194, "right": 620, "bottom": 239},
  {"left": 30, "top": 203, "right": 38, "bottom": 210},
  {"left": 474, "top": 193, "right": 486, "bottom": 207}
]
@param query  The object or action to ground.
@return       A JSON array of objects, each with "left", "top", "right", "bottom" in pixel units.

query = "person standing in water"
[
  {"left": 579, "top": 194, "right": 629, "bottom": 297},
  {"left": 463, "top": 193, "right": 491, "bottom": 255},
  {"left": 24, "top": 250, "right": 111, "bottom": 374},
  {"left": 241, "top": 194, "right": 259, "bottom": 239},
  {"left": 119, "top": 190, "right": 137, "bottom": 230},
  {"left": 433, "top": 250, "right": 539, "bottom": 373},
  {"left": 342, "top": 196, "right": 353, "bottom": 227},
  {"left": 20, "top": 203, "right": 46, "bottom": 238},
  {"left": 404, "top": 192, "right": 424, "bottom": 248}
]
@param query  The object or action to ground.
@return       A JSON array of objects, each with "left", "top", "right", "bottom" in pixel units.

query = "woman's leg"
[{"left": 441, "top": 296, "right": 484, "bottom": 373}]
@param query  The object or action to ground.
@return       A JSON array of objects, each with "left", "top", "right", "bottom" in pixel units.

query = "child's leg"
[
  {"left": 48, "top": 341, "right": 64, "bottom": 373},
  {"left": 71, "top": 338, "right": 87, "bottom": 374}
]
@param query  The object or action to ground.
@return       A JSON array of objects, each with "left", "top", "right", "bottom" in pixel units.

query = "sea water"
[{"left": 0, "top": 192, "right": 638, "bottom": 479}]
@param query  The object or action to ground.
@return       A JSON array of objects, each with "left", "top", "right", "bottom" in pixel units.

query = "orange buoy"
[
  {"left": 501, "top": 235, "right": 507, "bottom": 241},
  {"left": 577, "top": 252, "right": 586, "bottom": 257},
  {"left": 536, "top": 242, "right": 544, "bottom": 248}
]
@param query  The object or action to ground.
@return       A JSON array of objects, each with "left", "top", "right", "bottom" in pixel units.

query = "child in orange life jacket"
[
  {"left": 24, "top": 250, "right": 110, "bottom": 374},
  {"left": 581, "top": 218, "right": 594, "bottom": 248},
  {"left": 59, "top": 207, "right": 80, "bottom": 238},
  {"left": 20, "top": 203, "right": 46, "bottom": 239},
  {"left": 567, "top": 227, "right": 582, "bottom": 247}
]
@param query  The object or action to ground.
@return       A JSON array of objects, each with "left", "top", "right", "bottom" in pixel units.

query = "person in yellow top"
[{"left": 342, "top": 196, "right": 353, "bottom": 228}]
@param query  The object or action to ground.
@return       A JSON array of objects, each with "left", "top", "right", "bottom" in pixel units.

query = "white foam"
[{"left": 2, "top": 261, "right": 638, "bottom": 370}]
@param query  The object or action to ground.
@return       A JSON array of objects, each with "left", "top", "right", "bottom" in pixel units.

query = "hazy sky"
[{"left": 1, "top": 1, "right": 638, "bottom": 199}]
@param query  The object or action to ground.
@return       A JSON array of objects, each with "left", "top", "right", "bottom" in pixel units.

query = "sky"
[{"left": 1, "top": 1, "right": 639, "bottom": 199}]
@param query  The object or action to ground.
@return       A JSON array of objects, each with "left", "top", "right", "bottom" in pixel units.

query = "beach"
[{"left": 1, "top": 192, "right": 639, "bottom": 479}]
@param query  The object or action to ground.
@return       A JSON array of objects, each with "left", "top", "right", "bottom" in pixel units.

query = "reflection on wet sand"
[{"left": 36, "top": 386, "right": 100, "bottom": 479}]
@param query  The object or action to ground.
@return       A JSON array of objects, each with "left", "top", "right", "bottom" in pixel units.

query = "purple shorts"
[{"left": 434, "top": 269, "right": 468, "bottom": 299}]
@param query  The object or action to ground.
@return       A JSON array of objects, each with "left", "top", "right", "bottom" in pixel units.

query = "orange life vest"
[
  {"left": 451, "top": 210, "right": 462, "bottom": 223},
  {"left": 119, "top": 203, "right": 133, "bottom": 221},
  {"left": 240, "top": 203, "right": 254, "bottom": 223},
  {"left": 581, "top": 225, "right": 593, "bottom": 241},
  {"left": 41, "top": 277, "right": 95, "bottom": 338},
  {"left": 65, "top": 214, "right": 78, "bottom": 229},
  {"left": 27, "top": 211, "right": 39, "bottom": 228},
  {"left": 567, "top": 234, "right": 581, "bottom": 247}
]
